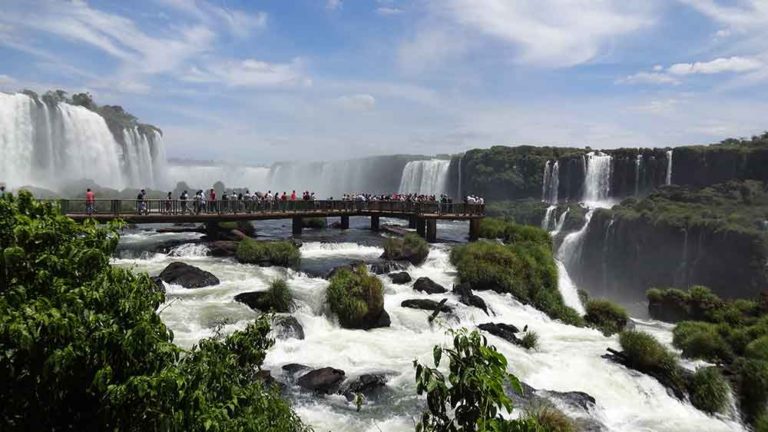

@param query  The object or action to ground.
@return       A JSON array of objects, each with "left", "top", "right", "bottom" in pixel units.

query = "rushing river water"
[{"left": 113, "top": 219, "right": 743, "bottom": 432}]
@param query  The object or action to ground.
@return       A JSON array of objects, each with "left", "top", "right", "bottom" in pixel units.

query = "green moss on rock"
[{"left": 236, "top": 239, "right": 300, "bottom": 268}]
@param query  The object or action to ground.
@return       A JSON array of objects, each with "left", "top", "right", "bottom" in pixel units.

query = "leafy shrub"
[
  {"left": 520, "top": 331, "right": 539, "bottom": 350},
  {"left": 672, "top": 321, "right": 733, "bottom": 363},
  {"left": 746, "top": 336, "right": 768, "bottom": 361},
  {"left": 0, "top": 192, "right": 307, "bottom": 431},
  {"left": 619, "top": 331, "right": 678, "bottom": 373},
  {"left": 478, "top": 217, "right": 509, "bottom": 239},
  {"left": 524, "top": 404, "right": 575, "bottom": 432},
  {"left": 382, "top": 233, "right": 429, "bottom": 265},
  {"left": 585, "top": 299, "right": 629, "bottom": 336},
  {"left": 302, "top": 217, "right": 327, "bottom": 229},
  {"left": 689, "top": 367, "right": 729, "bottom": 414},
  {"left": 326, "top": 265, "right": 385, "bottom": 329},
  {"left": 414, "top": 329, "right": 544, "bottom": 432},
  {"left": 266, "top": 278, "right": 294, "bottom": 313},
  {"left": 236, "top": 239, "right": 300, "bottom": 268},
  {"left": 736, "top": 359, "right": 768, "bottom": 424}
]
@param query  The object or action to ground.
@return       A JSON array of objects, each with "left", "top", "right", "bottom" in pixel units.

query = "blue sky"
[{"left": 2, "top": 0, "right": 768, "bottom": 164}]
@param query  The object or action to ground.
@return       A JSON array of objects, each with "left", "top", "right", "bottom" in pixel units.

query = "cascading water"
[
  {"left": 113, "top": 229, "right": 743, "bottom": 432},
  {"left": 635, "top": 154, "right": 642, "bottom": 196},
  {"left": 541, "top": 160, "right": 559, "bottom": 204},
  {"left": 542, "top": 161, "right": 551, "bottom": 201},
  {"left": 456, "top": 154, "right": 462, "bottom": 200},
  {"left": 541, "top": 206, "right": 557, "bottom": 231},
  {"left": 666, "top": 149, "right": 673, "bottom": 185},
  {"left": 552, "top": 208, "right": 569, "bottom": 236},
  {"left": 398, "top": 159, "right": 450, "bottom": 195},
  {"left": 0, "top": 92, "right": 166, "bottom": 191},
  {"left": 583, "top": 152, "right": 612, "bottom": 205},
  {"left": 168, "top": 162, "right": 270, "bottom": 191}
]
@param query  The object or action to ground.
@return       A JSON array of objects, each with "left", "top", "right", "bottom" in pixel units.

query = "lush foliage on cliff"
[
  {"left": 414, "top": 328, "right": 548, "bottom": 431},
  {"left": 451, "top": 220, "right": 583, "bottom": 326},
  {"left": 326, "top": 265, "right": 386, "bottom": 329},
  {"left": 236, "top": 239, "right": 301, "bottom": 268},
  {"left": 584, "top": 299, "right": 628, "bottom": 336},
  {"left": 0, "top": 192, "right": 307, "bottom": 431}
]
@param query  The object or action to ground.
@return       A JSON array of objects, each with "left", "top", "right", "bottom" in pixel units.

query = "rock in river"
[{"left": 158, "top": 262, "right": 219, "bottom": 288}]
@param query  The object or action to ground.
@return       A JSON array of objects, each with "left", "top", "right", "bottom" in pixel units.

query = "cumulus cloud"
[
  {"left": 667, "top": 56, "right": 762, "bottom": 75},
  {"left": 335, "top": 94, "right": 377, "bottom": 111}
]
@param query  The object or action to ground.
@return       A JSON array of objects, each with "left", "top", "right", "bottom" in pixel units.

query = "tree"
[
  {"left": 0, "top": 192, "right": 307, "bottom": 431},
  {"left": 414, "top": 329, "right": 543, "bottom": 432}
]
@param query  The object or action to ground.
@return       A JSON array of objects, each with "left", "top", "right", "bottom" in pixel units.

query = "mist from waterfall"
[
  {"left": 583, "top": 152, "right": 612, "bottom": 205},
  {"left": 167, "top": 163, "right": 270, "bottom": 191},
  {"left": 0, "top": 92, "right": 166, "bottom": 191},
  {"left": 398, "top": 159, "right": 451, "bottom": 195}
]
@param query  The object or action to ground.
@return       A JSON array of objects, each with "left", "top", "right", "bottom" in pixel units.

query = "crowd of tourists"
[{"left": 82, "top": 188, "right": 484, "bottom": 215}]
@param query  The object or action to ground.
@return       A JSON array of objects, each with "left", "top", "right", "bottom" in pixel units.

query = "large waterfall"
[
  {"left": 541, "top": 160, "right": 559, "bottom": 204},
  {"left": 583, "top": 152, "right": 612, "bottom": 205},
  {"left": 0, "top": 92, "right": 166, "bottom": 191},
  {"left": 666, "top": 149, "right": 673, "bottom": 185},
  {"left": 167, "top": 162, "right": 270, "bottom": 191},
  {"left": 398, "top": 159, "right": 451, "bottom": 195},
  {"left": 635, "top": 154, "right": 642, "bottom": 196}
]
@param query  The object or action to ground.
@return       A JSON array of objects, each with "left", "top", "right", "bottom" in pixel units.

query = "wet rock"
[
  {"left": 297, "top": 367, "right": 346, "bottom": 394},
  {"left": 539, "top": 389, "right": 596, "bottom": 411},
  {"left": 208, "top": 240, "right": 238, "bottom": 257},
  {"left": 234, "top": 291, "right": 290, "bottom": 313},
  {"left": 388, "top": 271, "right": 412, "bottom": 284},
  {"left": 325, "top": 261, "right": 367, "bottom": 280},
  {"left": 478, "top": 323, "right": 521, "bottom": 344},
  {"left": 401, "top": 298, "right": 452, "bottom": 313},
  {"left": 648, "top": 296, "right": 690, "bottom": 323},
  {"left": 339, "top": 373, "right": 388, "bottom": 400},
  {"left": 272, "top": 315, "right": 305, "bottom": 340},
  {"left": 158, "top": 262, "right": 219, "bottom": 288},
  {"left": 413, "top": 277, "right": 447, "bottom": 294},
  {"left": 453, "top": 282, "right": 489, "bottom": 315},
  {"left": 361, "top": 310, "right": 391, "bottom": 330},
  {"left": 508, "top": 382, "right": 600, "bottom": 431},
  {"left": 151, "top": 276, "right": 166, "bottom": 293},
  {"left": 255, "top": 370, "right": 279, "bottom": 389},
  {"left": 370, "top": 261, "right": 406, "bottom": 275},
  {"left": 282, "top": 363, "right": 311, "bottom": 376}
]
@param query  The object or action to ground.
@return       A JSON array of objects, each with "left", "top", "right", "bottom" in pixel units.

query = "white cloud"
[
  {"left": 0, "top": 74, "right": 15, "bottom": 85},
  {"left": 183, "top": 58, "right": 310, "bottom": 88},
  {"left": 618, "top": 72, "right": 679, "bottom": 85},
  {"left": 407, "top": 0, "right": 657, "bottom": 68},
  {"left": 335, "top": 94, "right": 377, "bottom": 111},
  {"left": 678, "top": 0, "right": 768, "bottom": 28},
  {"left": 326, "top": 0, "right": 343, "bottom": 10},
  {"left": 667, "top": 56, "right": 762, "bottom": 75},
  {"left": 154, "top": 0, "right": 267, "bottom": 37},
  {"left": 376, "top": 7, "right": 403, "bottom": 15}
]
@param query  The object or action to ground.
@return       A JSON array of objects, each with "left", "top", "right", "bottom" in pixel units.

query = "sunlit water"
[{"left": 113, "top": 224, "right": 743, "bottom": 432}]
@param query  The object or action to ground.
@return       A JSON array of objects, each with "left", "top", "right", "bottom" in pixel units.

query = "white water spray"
[
  {"left": 583, "top": 152, "right": 612, "bottom": 205},
  {"left": 398, "top": 159, "right": 450, "bottom": 195},
  {"left": 666, "top": 150, "right": 673, "bottom": 185},
  {"left": 635, "top": 154, "right": 642, "bottom": 196}
]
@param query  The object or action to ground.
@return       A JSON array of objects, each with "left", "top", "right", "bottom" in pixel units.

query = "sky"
[{"left": 2, "top": 0, "right": 768, "bottom": 164}]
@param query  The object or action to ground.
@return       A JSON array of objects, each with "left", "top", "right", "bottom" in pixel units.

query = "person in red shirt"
[
  {"left": 85, "top": 188, "right": 95, "bottom": 215},
  {"left": 290, "top": 190, "right": 297, "bottom": 201},
  {"left": 209, "top": 188, "right": 217, "bottom": 212}
]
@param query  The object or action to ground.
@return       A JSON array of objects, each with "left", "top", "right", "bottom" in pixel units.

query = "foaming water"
[{"left": 116, "top": 230, "right": 744, "bottom": 432}]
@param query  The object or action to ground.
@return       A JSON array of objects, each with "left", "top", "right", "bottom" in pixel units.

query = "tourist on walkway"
[
  {"left": 85, "top": 188, "right": 95, "bottom": 215},
  {"left": 164, "top": 192, "right": 172, "bottom": 214},
  {"left": 136, "top": 189, "right": 147, "bottom": 215},
  {"left": 0, "top": 185, "right": 5, "bottom": 198},
  {"left": 209, "top": 188, "right": 217, "bottom": 213},
  {"left": 180, "top": 190, "right": 188, "bottom": 214}
]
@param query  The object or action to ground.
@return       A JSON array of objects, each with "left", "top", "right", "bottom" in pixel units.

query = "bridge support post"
[
  {"left": 426, "top": 219, "right": 437, "bottom": 243},
  {"left": 370, "top": 215, "right": 380, "bottom": 231},
  {"left": 469, "top": 218, "right": 481, "bottom": 242},
  {"left": 408, "top": 216, "right": 417, "bottom": 229},
  {"left": 340, "top": 215, "right": 350, "bottom": 230},
  {"left": 292, "top": 217, "right": 303, "bottom": 236},
  {"left": 416, "top": 217, "right": 426, "bottom": 238}
]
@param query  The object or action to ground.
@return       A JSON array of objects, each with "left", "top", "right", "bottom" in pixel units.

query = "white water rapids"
[{"left": 113, "top": 227, "right": 742, "bottom": 432}]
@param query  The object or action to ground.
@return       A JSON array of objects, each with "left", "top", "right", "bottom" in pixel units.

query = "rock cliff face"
[
  {"left": 671, "top": 143, "right": 768, "bottom": 187},
  {"left": 565, "top": 183, "right": 768, "bottom": 301}
]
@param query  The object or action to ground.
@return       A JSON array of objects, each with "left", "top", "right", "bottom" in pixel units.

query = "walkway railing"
[{"left": 54, "top": 199, "right": 485, "bottom": 218}]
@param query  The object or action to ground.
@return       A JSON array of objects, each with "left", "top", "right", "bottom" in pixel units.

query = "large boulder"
[
  {"left": 234, "top": 290, "right": 290, "bottom": 313},
  {"left": 388, "top": 272, "right": 412, "bottom": 284},
  {"left": 297, "top": 367, "right": 346, "bottom": 394},
  {"left": 158, "top": 262, "right": 219, "bottom": 288},
  {"left": 370, "top": 261, "right": 406, "bottom": 275},
  {"left": 325, "top": 261, "right": 367, "bottom": 280},
  {"left": 401, "top": 299, "right": 452, "bottom": 313},
  {"left": 453, "top": 283, "right": 489, "bottom": 315},
  {"left": 282, "top": 363, "right": 311, "bottom": 376},
  {"left": 381, "top": 234, "right": 429, "bottom": 265},
  {"left": 478, "top": 323, "right": 521, "bottom": 345},
  {"left": 413, "top": 277, "right": 447, "bottom": 294},
  {"left": 272, "top": 315, "right": 305, "bottom": 340},
  {"left": 339, "top": 373, "right": 387, "bottom": 400},
  {"left": 208, "top": 240, "right": 238, "bottom": 257},
  {"left": 327, "top": 265, "right": 390, "bottom": 330}
]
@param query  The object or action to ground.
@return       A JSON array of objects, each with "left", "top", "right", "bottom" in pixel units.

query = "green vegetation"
[
  {"left": 326, "top": 265, "right": 386, "bottom": 329},
  {"left": 672, "top": 321, "right": 733, "bottom": 364},
  {"left": 484, "top": 199, "right": 548, "bottom": 226},
  {"left": 451, "top": 220, "right": 583, "bottom": 326},
  {"left": 735, "top": 358, "right": 768, "bottom": 424},
  {"left": 520, "top": 331, "right": 539, "bottom": 350},
  {"left": 524, "top": 404, "right": 575, "bottom": 432},
  {"left": 265, "top": 279, "right": 294, "bottom": 313},
  {"left": 382, "top": 233, "right": 429, "bottom": 265},
  {"left": 302, "top": 217, "right": 327, "bottom": 229},
  {"left": 584, "top": 299, "right": 628, "bottom": 336},
  {"left": 477, "top": 217, "right": 551, "bottom": 244},
  {"left": 688, "top": 367, "right": 729, "bottom": 415},
  {"left": 619, "top": 331, "right": 679, "bottom": 374},
  {"left": 0, "top": 192, "right": 307, "bottom": 431},
  {"left": 236, "top": 239, "right": 300, "bottom": 268},
  {"left": 414, "top": 328, "right": 546, "bottom": 431}
]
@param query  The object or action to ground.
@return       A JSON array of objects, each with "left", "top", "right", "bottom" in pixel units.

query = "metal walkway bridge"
[{"left": 60, "top": 199, "right": 485, "bottom": 242}]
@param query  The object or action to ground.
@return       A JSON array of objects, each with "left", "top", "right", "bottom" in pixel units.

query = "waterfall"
[
  {"left": 552, "top": 208, "right": 569, "bottom": 236},
  {"left": 583, "top": 152, "right": 612, "bottom": 205},
  {"left": 635, "top": 154, "right": 642, "bottom": 196},
  {"left": 456, "top": 155, "right": 463, "bottom": 200},
  {"left": 541, "top": 160, "right": 560, "bottom": 204},
  {"left": 557, "top": 209, "right": 594, "bottom": 271},
  {"left": 666, "top": 150, "right": 673, "bottom": 185},
  {"left": 541, "top": 205, "right": 557, "bottom": 231},
  {"left": 398, "top": 159, "right": 451, "bottom": 195},
  {"left": 0, "top": 92, "right": 166, "bottom": 191},
  {"left": 556, "top": 260, "right": 586, "bottom": 315},
  {"left": 167, "top": 163, "right": 270, "bottom": 191}
]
